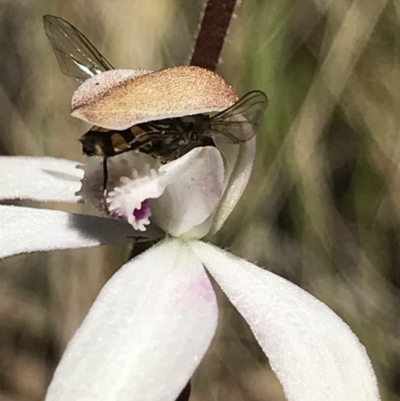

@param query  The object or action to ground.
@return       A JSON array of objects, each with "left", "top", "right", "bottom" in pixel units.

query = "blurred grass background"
[{"left": 0, "top": 0, "right": 398, "bottom": 400}]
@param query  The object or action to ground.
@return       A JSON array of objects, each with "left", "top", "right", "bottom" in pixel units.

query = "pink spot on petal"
[
  {"left": 170, "top": 274, "right": 216, "bottom": 312},
  {"left": 194, "top": 276, "right": 215, "bottom": 303}
]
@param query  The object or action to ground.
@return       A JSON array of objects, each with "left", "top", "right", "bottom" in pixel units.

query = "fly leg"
[{"left": 102, "top": 156, "right": 109, "bottom": 212}]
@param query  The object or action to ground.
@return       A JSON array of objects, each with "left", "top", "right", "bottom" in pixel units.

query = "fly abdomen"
[
  {"left": 79, "top": 128, "right": 135, "bottom": 156},
  {"left": 79, "top": 113, "right": 214, "bottom": 159}
]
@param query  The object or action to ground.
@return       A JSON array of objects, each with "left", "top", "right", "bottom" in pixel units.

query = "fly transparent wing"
[
  {"left": 43, "top": 15, "right": 114, "bottom": 82},
  {"left": 209, "top": 90, "right": 268, "bottom": 143}
]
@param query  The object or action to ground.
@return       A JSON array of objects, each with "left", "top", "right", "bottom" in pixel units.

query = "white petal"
[
  {"left": 151, "top": 147, "right": 225, "bottom": 238},
  {"left": 209, "top": 138, "right": 256, "bottom": 236},
  {"left": 46, "top": 239, "right": 218, "bottom": 401},
  {"left": 191, "top": 241, "right": 381, "bottom": 401},
  {"left": 0, "top": 156, "right": 83, "bottom": 202},
  {"left": 0, "top": 205, "right": 143, "bottom": 259}
]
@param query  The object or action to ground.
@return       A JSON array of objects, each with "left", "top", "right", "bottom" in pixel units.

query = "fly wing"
[
  {"left": 209, "top": 90, "right": 268, "bottom": 143},
  {"left": 43, "top": 15, "right": 114, "bottom": 82}
]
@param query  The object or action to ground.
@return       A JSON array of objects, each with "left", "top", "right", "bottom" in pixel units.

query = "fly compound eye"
[{"left": 79, "top": 133, "right": 98, "bottom": 156}]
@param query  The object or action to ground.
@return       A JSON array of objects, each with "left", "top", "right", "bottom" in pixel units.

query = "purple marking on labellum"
[{"left": 134, "top": 199, "right": 151, "bottom": 221}]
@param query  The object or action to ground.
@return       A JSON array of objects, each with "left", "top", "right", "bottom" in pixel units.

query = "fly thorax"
[{"left": 180, "top": 114, "right": 211, "bottom": 132}]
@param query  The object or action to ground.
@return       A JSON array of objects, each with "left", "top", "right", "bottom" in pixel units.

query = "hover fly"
[{"left": 43, "top": 15, "right": 268, "bottom": 185}]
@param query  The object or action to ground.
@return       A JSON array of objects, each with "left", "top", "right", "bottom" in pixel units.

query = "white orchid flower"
[{"left": 0, "top": 66, "right": 380, "bottom": 401}]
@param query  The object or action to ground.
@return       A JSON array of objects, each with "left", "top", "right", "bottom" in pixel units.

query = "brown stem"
[
  {"left": 128, "top": 239, "right": 160, "bottom": 259},
  {"left": 176, "top": 382, "right": 191, "bottom": 401},
  {"left": 190, "top": 0, "right": 238, "bottom": 71}
]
